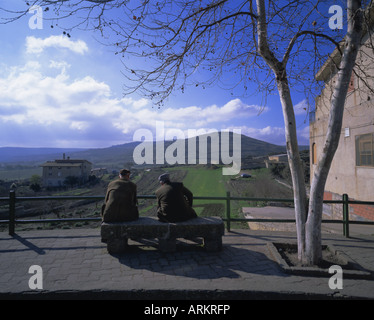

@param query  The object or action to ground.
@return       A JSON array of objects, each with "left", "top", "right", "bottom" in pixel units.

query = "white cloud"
[
  {"left": 49, "top": 60, "right": 71, "bottom": 74},
  {"left": 0, "top": 52, "right": 270, "bottom": 147},
  {"left": 0, "top": 61, "right": 111, "bottom": 126},
  {"left": 26, "top": 35, "right": 88, "bottom": 55},
  {"left": 147, "top": 98, "right": 267, "bottom": 130},
  {"left": 294, "top": 99, "right": 310, "bottom": 115},
  {"left": 298, "top": 126, "right": 310, "bottom": 144},
  {"left": 239, "top": 126, "right": 285, "bottom": 144},
  {"left": 69, "top": 121, "right": 89, "bottom": 131},
  {"left": 121, "top": 97, "right": 149, "bottom": 109}
]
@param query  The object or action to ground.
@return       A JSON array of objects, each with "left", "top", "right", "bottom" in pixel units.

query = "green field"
[
  {"left": 167, "top": 166, "right": 232, "bottom": 218},
  {"left": 176, "top": 166, "right": 292, "bottom": 227},
  {"left": 154, "top": 165, "right": 293, "bottom": 225},
  {"left": 0, "top": 167, "right": 42, "bottom": 180},
  {"left": 181, "top": 166, "right": 230, "bottom": 197}
]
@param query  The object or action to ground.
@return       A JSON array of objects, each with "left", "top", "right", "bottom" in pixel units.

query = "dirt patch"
[
  {"left": 274, "top": 243, "right": 359, "bottom": 270},
  {"left": 268, "top": 242, "right": 373, "bottom": 279}
]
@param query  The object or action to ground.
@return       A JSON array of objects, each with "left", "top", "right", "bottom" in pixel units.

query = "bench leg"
[
  {"left": 204, "top": 237, "right": 222, "bottom": 252},
  {"left": 107, "top": 237, "right": 129, "bottom": 254},
  {"left": 158, "top": 238, "right": 176, "bottom": 253}
]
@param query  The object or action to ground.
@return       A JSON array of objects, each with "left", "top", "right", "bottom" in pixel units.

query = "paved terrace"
[{"left": 0, "top": 227, "right": 374, "bottom": 300}]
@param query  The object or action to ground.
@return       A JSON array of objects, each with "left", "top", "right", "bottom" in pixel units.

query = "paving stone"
[{"left": 0, "top": 228, "right": 373, "bottom": 299}]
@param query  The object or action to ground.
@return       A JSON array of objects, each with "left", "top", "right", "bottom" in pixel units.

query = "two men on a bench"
[{"left": 101, "top": 170, "right": 197, "bottom": 223}]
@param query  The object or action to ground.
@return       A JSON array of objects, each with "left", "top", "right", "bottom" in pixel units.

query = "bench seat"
[{"left": 101, "top": 216, "right": 224, "bottom": 253}]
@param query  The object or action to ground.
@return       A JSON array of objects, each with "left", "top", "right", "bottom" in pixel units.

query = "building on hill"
[
  {"left": 309, "top": 7, "right": 374, "bottom": 221},
  {"left": 40, "top": 154, "right": 92, "bottom": 187},
  {"left": 264, "top": 154, "right": 288, "bottom": 169}
]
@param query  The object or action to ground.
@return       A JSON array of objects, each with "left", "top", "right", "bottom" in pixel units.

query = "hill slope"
[
  {"left": 0, "top": 133, "right": 292, "bottom": 167},
  {"left": 69, "top": 133, "right": 287, "bottom": 168}
]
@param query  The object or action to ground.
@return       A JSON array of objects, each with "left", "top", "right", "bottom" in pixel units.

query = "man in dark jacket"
[
  {"left": 101, "top": 169, "right": 139, "bottom": 222},
  {"left": 155, "top": 173, "right": 197, "bottom": 223}
]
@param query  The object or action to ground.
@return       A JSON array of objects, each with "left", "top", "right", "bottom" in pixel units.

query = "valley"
[{"left": 0, "top": 133, "right": 304, "bottom": 232}]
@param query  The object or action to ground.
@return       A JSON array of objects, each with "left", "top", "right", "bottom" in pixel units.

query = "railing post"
[
  {"left": 343, "top": 193, "right": 349, "bottom": 238},
  {"left": 226, "top": 191, "right": 231, "bottom": 232},
  {"left": 9, "top": 190, "right": 16, "bottom": 236}
]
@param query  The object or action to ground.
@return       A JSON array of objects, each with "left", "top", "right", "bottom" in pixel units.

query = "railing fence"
[{"left": 1, "top": 190, "right": 374, "bottom": 237}]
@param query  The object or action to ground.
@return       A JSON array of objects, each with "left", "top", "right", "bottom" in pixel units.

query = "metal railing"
[{"left": 1, "top": 190, "right": 374, "bottom": 237}]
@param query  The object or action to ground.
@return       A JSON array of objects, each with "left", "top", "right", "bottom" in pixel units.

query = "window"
[
  {"left": 312, "top": 143, "right": 317, "bottom": 164},
  {"left": 356, "top": 133, "right": 374, "bottom": 167}
]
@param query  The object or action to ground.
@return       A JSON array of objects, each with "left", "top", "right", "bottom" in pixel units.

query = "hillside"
[
  {"left": 0, "top": 133, "right": 289, "bottom": 168},
  {"left": 0, "top": 133, "right": 305, "bottom": 169}
]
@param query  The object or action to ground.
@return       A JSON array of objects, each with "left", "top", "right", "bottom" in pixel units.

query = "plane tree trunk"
[{"left": 305, "top": 0, "right": 363, "bottom": 265}]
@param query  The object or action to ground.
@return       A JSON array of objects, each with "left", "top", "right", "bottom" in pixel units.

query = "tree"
[
  {"left": 256, "top": 0, "right": 365, "bottom": 265},
  {"left": 29, "top": 174, "right": 42, "bottom": 192},
  {"left": 1, "top": 0, "right": 373, "bottom": 265}
]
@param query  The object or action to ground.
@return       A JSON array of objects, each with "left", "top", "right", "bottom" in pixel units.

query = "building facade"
[
  {"left": 310, "top": 21, "right": 374, "bottom": 221},
  {"left": 40, "top": 155, "right": 92, "bottom": 187}
]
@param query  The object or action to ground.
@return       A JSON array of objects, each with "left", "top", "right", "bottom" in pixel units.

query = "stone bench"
[{"left": 101, "top": 216, "right": 224, "bottom": 254}]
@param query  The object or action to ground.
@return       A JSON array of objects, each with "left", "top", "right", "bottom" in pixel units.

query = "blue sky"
[{"left": 0, "top": 1, "right": 314, "bottom": 149}]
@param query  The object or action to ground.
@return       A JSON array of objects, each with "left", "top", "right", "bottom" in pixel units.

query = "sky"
[{"left": 0, "top": 1, "right": 314, "bottom": 149}]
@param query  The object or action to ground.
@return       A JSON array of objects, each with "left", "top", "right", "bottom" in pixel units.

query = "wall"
[
  {"left": 310, "top": 30, "right": 374, "bottom": 220},
  {"left": 324, "top": 191, "right": 374, "bottom": 221}
]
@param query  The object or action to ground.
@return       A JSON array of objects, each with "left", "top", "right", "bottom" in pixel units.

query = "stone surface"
[
  {"left": 243, "top": 206, "right": 296, "bottom": 232},
  {"left": 101, "top": 216, "right": 224, "bottom": 253},
  {"left": 1, "top": 228, "right": 374, "bottom": 299}
]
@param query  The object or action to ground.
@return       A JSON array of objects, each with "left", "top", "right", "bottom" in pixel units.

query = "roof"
[
  {"left": 40, "top": 159, "right": 92, "bottom": 167},
  {"left": 40, "top": 163, "right": 83, "bottom": 167},
  {"left": 53, "top": 159, "right": 91, "bottom": 164},
  {"left": 315, "top": 3, "right": 374, "bottom": 82}
]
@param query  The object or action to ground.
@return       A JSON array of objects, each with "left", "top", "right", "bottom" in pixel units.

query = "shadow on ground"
[{"left": 110, "top": 238, "right": 288, "bottom": 279}]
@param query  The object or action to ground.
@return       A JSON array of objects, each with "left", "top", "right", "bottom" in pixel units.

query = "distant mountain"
[
  {"left": 0, "top": 133, "right": 294, "bottom": 168},
  {"left": 0, "top": 147, "right": 86, "bottom": 163},
  {"left": 51, "top": 133, "right": 288, "bottom": 168},
  {"left": 68, "top": 142, "right": 139, "bottom": 168}
]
